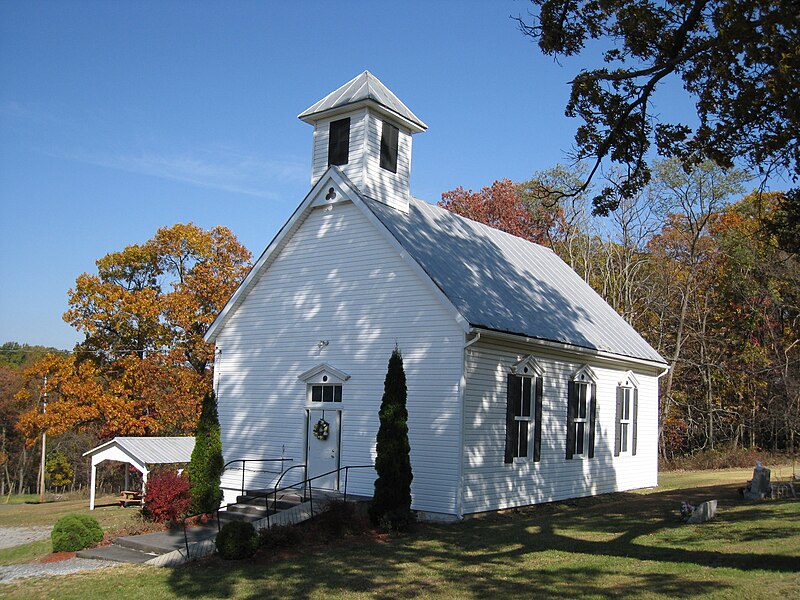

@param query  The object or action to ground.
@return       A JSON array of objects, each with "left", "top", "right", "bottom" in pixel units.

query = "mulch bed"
[{"left": 40, "top": 551, "right": 76, "bottom": 563}]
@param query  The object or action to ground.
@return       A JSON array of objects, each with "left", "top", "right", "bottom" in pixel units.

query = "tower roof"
[{"left": 298, "top": 71, "right": 427, "bottom": 132}]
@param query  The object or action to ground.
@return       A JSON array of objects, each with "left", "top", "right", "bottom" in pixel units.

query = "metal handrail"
[
  {"left": 266, "top": 464, "right": 373, "bottom": 529},
  {"left": 180, "top": 463, "right": 374, "bottom": 559},
  {"left": 221, "top": 458, "right": 293, "bottom": 497}
]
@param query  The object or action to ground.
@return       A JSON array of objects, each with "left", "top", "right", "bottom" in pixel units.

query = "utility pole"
[{"left": 38, "top": 375, "right": 47, "bottom": 503}]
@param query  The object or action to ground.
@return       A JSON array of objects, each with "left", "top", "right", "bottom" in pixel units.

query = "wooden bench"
[{"left": 118, "top": 490, "right": 143, "bottom": 507}]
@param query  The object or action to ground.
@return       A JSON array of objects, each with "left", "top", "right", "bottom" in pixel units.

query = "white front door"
[{"left": 306, "top": 409, "right": 341, "bottom": 490}]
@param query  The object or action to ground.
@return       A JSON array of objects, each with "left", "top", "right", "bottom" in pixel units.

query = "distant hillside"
[{"left": 0, "top": 341, "right": 69, "bottom": 368}]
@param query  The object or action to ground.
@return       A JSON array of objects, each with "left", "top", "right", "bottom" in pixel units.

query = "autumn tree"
[
  {"left": 16, "top": 224, "right": 251, "bottom": 446},
  {"left": 439, "top": 179, "right": 561, "bottom": 245},
  {"left": 645, "top": 159, "right": 746, "bottom": 454},
  {"left": 516, "top": 1, "right": 799, "bottom": 216}
]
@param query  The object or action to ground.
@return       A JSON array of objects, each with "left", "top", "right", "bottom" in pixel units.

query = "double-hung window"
[
  {"left": 566, "top": 366, "right": 597, "bottom": 460},
  {"left": 504, "top": 357, "right": 543, "bottom": 464},
  {"left": 615, "top": 373, "right": 639, "bottom": 456}
]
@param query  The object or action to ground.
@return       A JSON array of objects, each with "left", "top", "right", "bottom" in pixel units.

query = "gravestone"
[
  {"left": 686, "top": 499, "right": 717, "bottom": 524},
  {"left": 743, "top": 463, "right": 771, "bottom": 500}
]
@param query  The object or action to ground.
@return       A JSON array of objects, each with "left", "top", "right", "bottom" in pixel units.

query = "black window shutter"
[
  {"left": 504, "top": 374, "right": 520, "bottom": 464},
  {"left": 588, "top": 384, "right": 597, "bottom": 459},
  {"left": 328, "top": 118, "right": 350, "bottom": 166},
  {"left": 380, "top": 121, "right": 399, "bottom": 173},
  {"left": 533, "top": 376, "right": 543, "bottom": 462},
  {"left": 565, "top": 380, "right": 576, "bottom": 459},
  {"left": 632, "top": 388, "right": 639, "bottom": 456},
  {"left": 614, "top": 387, "right": 623, "bottom": 457}
]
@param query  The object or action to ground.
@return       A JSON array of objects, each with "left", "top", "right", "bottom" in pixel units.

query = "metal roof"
[
  {"left": 364, "top": 196, "right": 666, "bottom": 365},
  {"left": 83, "top": 437, "right": 195, "bottom": 465},
  {"left": 298, "top": 71, "right": 427, "bottom": 132}
]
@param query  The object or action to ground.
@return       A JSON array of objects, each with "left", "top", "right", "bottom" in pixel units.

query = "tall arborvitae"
[
  {"left": 369, "top": 347, "right": 413, "bottom": 529},
  {"left": 188, "top": 390, "right": 224, "bottom": 514}
]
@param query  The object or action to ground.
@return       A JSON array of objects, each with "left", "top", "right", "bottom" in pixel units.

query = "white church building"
[{"left": 205, "top": 72, "right": 668, "bottom": 520}]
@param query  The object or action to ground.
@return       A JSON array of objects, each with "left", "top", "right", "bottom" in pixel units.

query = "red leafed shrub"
[{"left": 142, "top": 470, "right": 191, "bottom": 524}]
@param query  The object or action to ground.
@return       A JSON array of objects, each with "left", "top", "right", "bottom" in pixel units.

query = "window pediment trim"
[
  {"left": 511, "top": 355, "right": 543, "bottom": 377},
  {"left": 571, "top": 364, "right": 598, "bottom": 384},
  {"left": 619, "top": 370, "right": 639, "bottom": 388},
  {"left": 298, "top": 363, "right": 351, "bottom": 385}
]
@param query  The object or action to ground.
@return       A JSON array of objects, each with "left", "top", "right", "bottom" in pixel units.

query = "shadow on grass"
[{"left": 164, "top": 482, "right": 800, "bottom": 599}]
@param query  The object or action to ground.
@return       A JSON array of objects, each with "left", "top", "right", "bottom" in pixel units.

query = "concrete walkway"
[
  {"left": 77, "top": 523, "right": 220, "bottom": 564},
  {"left": 78, "top": 490, "right": 343, "bottom": 567}
]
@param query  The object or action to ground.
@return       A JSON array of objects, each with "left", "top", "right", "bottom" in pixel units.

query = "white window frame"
[
  {"left": 572, "top": 380, "right": 590, "bottom": 458},
  {"left": 512, "top": 375, "right": 535, "bottom": 460},
  {"left": 570, "top": 365, "right": 597, "bottom": 460},
  {"left": 616, "top": 372, "right": 639, "bottom": 456},
  {"left": 298, "top": 363, "right": 350, "bottom": 407},
  {"left": 510, "top": 356, "right": 543, "bottom": 462},
  {"left": 618, "top": 386, "right": 632, "bottom": 454}
]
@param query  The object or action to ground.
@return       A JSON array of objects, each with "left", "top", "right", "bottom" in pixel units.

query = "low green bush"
[
  {"left": 51, "top": 514, "right": 104, "bottom": 552},
  {"left": 215, "top": 520, "right": 259, "bottom": 560}
]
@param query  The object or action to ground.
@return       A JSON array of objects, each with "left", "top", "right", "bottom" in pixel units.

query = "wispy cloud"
[
  {"left": 69, "top": 147, "right": 307, "bottom": 199},
  {"left": 1, "top": 101, "right": 307, "bottom": 198}
]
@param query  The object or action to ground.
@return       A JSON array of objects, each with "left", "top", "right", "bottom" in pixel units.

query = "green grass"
[
  {"left": 2, "top": 470, "right": 799, "bottom": 599},
  {"left": 0, "top": 495, "right": 158, "bottom": 564},
  {"left": 0, "top": 495, "right": 140, "bottom": 529}
]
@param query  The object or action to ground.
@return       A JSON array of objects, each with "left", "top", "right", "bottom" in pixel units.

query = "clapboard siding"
[
  {"left": 311, "top": 109, "right": 368, "bottom": 189},
  {"left": 215, "top": 200, "right": 464, "bottom": 515},
  {"left": 310, "top": 108, "right": 412, "bottom": 212},
  {"left": 361, "top": 110, "right": 412, "bottom": 211},
  {"left": 461, "top": 337, "right": 659, "bottom": 514}
]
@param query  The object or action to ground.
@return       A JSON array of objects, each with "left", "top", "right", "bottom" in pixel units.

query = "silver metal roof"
[
  {"left": 298, "top": 70, "right": 427, "bottom": 132},
  {"left": 364, "top": 196, "right": 666, "bottom": 365},
  {"left": 84, "top": 436, "right": 195, "bottom": 465}
]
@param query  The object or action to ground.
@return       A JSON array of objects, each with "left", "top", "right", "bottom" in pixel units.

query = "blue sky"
[{"left": 0, "top": 1, "right": 704, "bottom": 349}]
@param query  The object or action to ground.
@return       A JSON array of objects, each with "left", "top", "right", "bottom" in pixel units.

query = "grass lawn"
[
  {"left": 2, "top": 468, "right": 799, "bottom": 599},
  {"left": 0, "top": 495, "right": 156, "bottom": 565}
]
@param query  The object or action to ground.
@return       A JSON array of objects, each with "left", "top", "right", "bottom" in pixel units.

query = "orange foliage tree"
[
  {"left": 17, "top": 223, "right": 251, "bottom": 443},
  {"left": 438, "top": 179, "right": 561, "bottom": 245}
]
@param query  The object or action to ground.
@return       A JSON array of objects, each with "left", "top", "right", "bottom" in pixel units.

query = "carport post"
[{"left": 89, "top": 457, "right": 97, "bottom": 511}]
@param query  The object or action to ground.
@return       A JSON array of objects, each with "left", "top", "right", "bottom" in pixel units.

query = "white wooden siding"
[
  {"left": 361, "top": 109, "right": 412, "bottom": 211},
  {"left": 311, "top": 109, "right": 368, "bottom": 189},
  {"left": 461, "top": 337, "right": 659, "bottom": 514},
  {"left": 215, "top": 200, "right": 464, "bottom": 515},
  {"left": 311, "top": 109, "right": 412, "bottom": 212}
]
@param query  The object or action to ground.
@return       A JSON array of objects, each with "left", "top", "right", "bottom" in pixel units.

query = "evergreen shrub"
[
  {"left": 216, "top": 520, "right": 259, "bottom": 560},
  {"left": 142, "top": 469, "right": 191, "bottom": 524},
  {"left": 51, "top": 514, "right": 103, "bottom": 552},
  {"left": 369, "top": 347, "right": 414, "bottom": 531},
  {"left": 188, "top": 391, "right": 224, "bottom": 514}
]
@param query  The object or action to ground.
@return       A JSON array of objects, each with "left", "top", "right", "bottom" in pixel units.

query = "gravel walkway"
[
  {"left": 0, "top": 557, "right": 119, "bottom": 583},
  {"left": 0, "top": 527, "right": 121, "bottom": 583},
  {"left": 0, "top": 526, "right": 53, "bottom": 549}
]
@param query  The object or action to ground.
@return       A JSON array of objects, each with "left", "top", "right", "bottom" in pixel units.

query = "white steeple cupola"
[{"left": 298, "top": 71, "right": 427, "bottom": 213}]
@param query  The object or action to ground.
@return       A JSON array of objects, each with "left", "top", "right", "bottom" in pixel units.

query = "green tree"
[
  {"left": 188, "top": 391, "right": 224, "bottom": 514},
  {"left": 517, "top": 1, "right": 799, "bottom": 215},
  {"left": 369, "top": 347, "right": 413, "bottom": 529},
  {"left": 45, "top": 451, "right": 74, "bottom": 489}
]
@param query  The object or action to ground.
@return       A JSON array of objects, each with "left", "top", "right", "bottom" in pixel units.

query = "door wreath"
[{"left": 313, "top": 418, "right": 330, "bottom": 440}]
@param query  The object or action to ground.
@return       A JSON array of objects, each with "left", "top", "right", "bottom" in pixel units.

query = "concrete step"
[
  {"left": 114, "top": 526, "right": 217, "bottom": 555},
  {"left": 77, "top": 544, "right": 158, "bottom": 564},
  {"left": 218, "top": 510, "right": 264, "bottom": 524}
]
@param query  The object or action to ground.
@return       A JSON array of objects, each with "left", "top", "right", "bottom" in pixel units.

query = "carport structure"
[{"left": 83, "top": 437, "right": 195, "bottom": 510}]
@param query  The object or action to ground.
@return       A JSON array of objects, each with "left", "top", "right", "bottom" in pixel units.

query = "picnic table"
[{"left": 118, "top": 490, "right": 143, "bottom": 507}]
